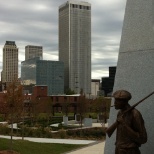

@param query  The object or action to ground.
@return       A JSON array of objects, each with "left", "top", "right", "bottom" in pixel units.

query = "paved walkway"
[
  {"left": 65, "top": 141, "right": 105, "bottom": 154},
  {"left": 0, "top": 135, "right": 105, "bottom": 154},
  {"left": 0, "top": 135, "right": 96, "bottom": 145}
]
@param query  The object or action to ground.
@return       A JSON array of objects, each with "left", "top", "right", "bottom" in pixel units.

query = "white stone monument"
[
  {"left": 63, "top": 116, "right": 68, "bottom": 126},
  {"left": 104, "top": 0, "right": 154, "bottom": 153},
  {"left": 83, "top": 118, "right": 92, "bottom": 127}
]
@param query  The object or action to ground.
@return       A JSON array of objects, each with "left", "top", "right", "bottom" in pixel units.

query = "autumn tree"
[
  {"left": 77, "top": 89, "right": 88, "bottom": 128},
  {"left": 5, "top": 81, "right": 23, "bottom": 123},
  {"left": 92, "top": 96, "right": 111, "bottom": 123},
  {"left": 4, "top": 81, "right": 23, "bottom": 150},
  {"left": 65, "top": 88, "right": 75, "bottom": 95}
]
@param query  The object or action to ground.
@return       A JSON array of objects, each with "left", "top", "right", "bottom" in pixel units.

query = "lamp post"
[
  {"left": 22, "top": 99, "right": 27, "bottom": 140},
  {"left": 9, "top": 85, "right": 15, "bottom": 151},
  {"left": 22, "top": 102, "right": 25, "bottom": 140},
  {"left": 104, "top": 101, "right": 107, "bottom": 123},
  {"left": 33, "top": 96, "right": 40, "bottom": 125},
  {"left": 102, "top": 100, "right": 107, "bottom": 124},
  {"left": 10, "top": 103, "right": 13, "bottom": 151}
]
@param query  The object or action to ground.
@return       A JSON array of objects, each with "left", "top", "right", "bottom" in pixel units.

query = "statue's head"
[{"left": 112, "top": 90, "right": 132, "bottom": 110}]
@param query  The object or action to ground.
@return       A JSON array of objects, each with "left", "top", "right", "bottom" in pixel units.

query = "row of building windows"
[
  {"left": 59, "top": 4, "right": 90, "bottom": 12},
  {"left": 26, "top": 50, "right": 42, "bottom": 53},
  {"left": 5, "top": 66, "right": 17, "bottom": 68},
  {"left": 26, "top": 46, "right": 42, "bottom": 49},
  {"left": 4, "top": 49, "right": 18, "bottom": 52},
  {"left": 53, "top": 97, "right": 77, "bottom": 102},
  {"left": 71, "top": 4, "right": 91, "bottom": 10}
]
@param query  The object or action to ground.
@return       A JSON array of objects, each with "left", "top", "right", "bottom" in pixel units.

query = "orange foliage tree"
[{"left": 4, "top": 81, "right": 24, "bottom": 123}]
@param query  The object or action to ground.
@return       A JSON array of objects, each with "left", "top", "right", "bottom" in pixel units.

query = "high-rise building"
[
  {"left": 59, "top": 1, "right": 91, "bottom": 94},
  {"left": 91, "top": 79, "right": 100, "bottom": 97},
  {"left": 1, "top": 41, "right": 18, "bottom": 85},
  {"left": 21, "top": 57, "right": 64, "bottom": 95},
  {"left": 25, "top": 45, "right": 43, "bottom": 60},
  {"left": 101, "top": 66, "right": 116, "bottom": 96}
]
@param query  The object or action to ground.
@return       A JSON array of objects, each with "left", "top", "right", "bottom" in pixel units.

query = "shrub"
[
  {"left": 58, "top": 129, "right": 67, "bottom": 139},
  {"left": 0, "top": 114, "right": 5, "bottom": 121},
  {"left": 0, "top": 124, "right": 10, "bottom": 135},
  {"left": 66, "top": 127, "right": 105, "bottom": 139},
  {"left": 44, "top": 127, "right": 53, "bottom": 138}
]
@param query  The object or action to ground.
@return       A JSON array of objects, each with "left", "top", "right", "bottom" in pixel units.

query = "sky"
[{"left": 0, "top": 0, "right": 127, "bottom": 80}]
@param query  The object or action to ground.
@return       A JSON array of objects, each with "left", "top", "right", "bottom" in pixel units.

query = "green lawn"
[{"left": 0, "top": 138, "right": 86, "bottom": 154}]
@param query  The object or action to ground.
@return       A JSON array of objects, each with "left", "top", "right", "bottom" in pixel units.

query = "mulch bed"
[{"left": 0, "top": 150, "right": 20, "bottom": 154}]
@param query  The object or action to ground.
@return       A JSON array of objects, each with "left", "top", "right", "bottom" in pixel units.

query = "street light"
[
  {"left": 8, "top": 85, "right": 15, "bottom": 151},
  {"left": 33, "top": 96, "right": 40, "bottom": 125},
  {"left": 22, "top": 97, "right": 28, "bottom": 140},
  {"left": 10, "top": 103, "right": 14, "bottom": 151},
  {"left": 22, "top": 102, "right": 25, "bottom": 140}
]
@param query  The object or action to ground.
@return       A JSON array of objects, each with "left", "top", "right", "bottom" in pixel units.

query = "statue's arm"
[
  {"left": 106, "top": 121, "right": 118, "bottom": 137},
  {"left": 118, "top": 111, "right": 147, "bottom": 144}
]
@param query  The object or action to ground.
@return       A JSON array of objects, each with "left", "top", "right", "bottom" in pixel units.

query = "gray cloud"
[{"left": 0, "top": 0, "right": 127, "bottom": 79}]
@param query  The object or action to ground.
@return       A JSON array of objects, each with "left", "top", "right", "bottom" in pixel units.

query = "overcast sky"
[{"left": 0, "top": 0, "right": 127, "bottom": 80}]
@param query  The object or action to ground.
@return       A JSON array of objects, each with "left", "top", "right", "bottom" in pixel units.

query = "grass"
[{"left": 0, "top": 138, "right": 86, "bottom": 154}]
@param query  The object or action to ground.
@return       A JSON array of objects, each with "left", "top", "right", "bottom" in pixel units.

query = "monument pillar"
[{"left": 104, "top": 0, "right": 154, "bottom": 153}]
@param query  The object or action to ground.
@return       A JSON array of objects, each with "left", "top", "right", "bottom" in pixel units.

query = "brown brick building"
[{"left": 0, "top": 85, "right": 85, "bottom": 118}]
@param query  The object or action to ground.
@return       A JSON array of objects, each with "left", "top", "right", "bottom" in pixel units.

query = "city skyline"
[{"left": 0, "top": 0, "right": 127, "bottom": 80}]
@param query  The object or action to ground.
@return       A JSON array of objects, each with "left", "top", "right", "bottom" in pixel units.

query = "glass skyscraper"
[
  {"left": 59, "top": 1, "right": 91, "bottom": 94},
  {"left": 21, "top": 57, "right": 64, "bottom": 95}
]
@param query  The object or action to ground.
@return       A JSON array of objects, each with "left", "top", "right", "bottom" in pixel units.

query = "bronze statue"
[{"left": 106, "top": 90, "right": 148, "bottom": 154}]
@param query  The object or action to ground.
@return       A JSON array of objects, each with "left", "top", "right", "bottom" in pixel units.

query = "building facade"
[
  {"left": 25, "top": 45, "right": 43, "bottom": 60},
  {"left": 59, "top": 1, "right": 91, "bottom": 94},
  {"left": 1, "top": 41, "right": 18, "bottom": 85},
  {"left": 21, "top": 57, "right": 64, "bottom": 95},
  {"left": 91, "top": 79, "right": 100, "bottom": 97},
  {"left": 101, "top": 66, "right": 116, "bottom": 96},
  {"left": 21, "top": 57, "right": 39, "bottom": 85}
]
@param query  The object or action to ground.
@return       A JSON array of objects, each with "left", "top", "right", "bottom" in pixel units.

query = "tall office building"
[
  {"left": 101, "top": 66, "right": 116, "bottom": 96},
  {"left": 59, "top": 0, "right": 91, "bottom": 94},
  {"left": 25, "top": 45, "right": 43, "bottom": 60},
  {"left": 1, "top": 41, "right": 18, "bottom": 85},
  {"left": 91, "top": 79, "right": 100, "bottom": 97}
]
